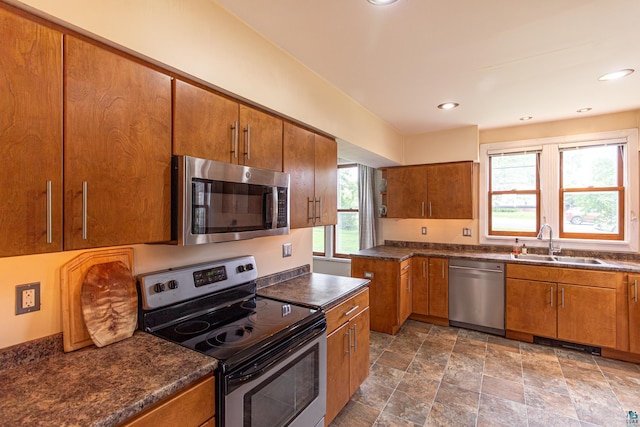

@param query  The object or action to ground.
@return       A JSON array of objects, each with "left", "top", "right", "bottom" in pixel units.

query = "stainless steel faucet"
[{"left": 537, "top": 224, "right": 559, "bottom": 256}]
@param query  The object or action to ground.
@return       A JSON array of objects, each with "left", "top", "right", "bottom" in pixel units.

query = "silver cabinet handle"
[
  {"left": 231, "top": 120, "right": 238, "bottom": 158},
  {"left": 46, "top": 180, "right": 52, "bottom": 244},
  {"left": 345, "top": 329, "right": 351, "bottom": 355},
  {"left": 561, "top": 287, "right": 565, "bottom": 308},
  {"left": 634, "top": 280, "right": 638, "bottom": 303},
  {"left": 351, "top": 324, "right": 357, "bottom": 353},
  {"left": 315, "top": 198, "right": 321, "bottom": 221},
  {"left": 421, "top": 201, "right": 425, "bottom": 217},
  {"left": 343, "top": 305, "right": 360, "bottom": 317},
  {"left": 429, "top": 201, "right": 433, "bottom": 217},
  {"left": 307, "top": 197, "right": 314, "bottom": 223},
  {"left": 442, "top": 262, "right": 445, "bottom": 279},
  {"left": 82, "top": 181, "right": 88, "bottom": 240},
  {"left": 402, "top": 264, "right": 410, "bottom": 271},
  {"left": 550, "top": 286, "right": 554, "bottom": 307},
  {"left": 244, "top": 124, "right": 251, "bottom": 160}
]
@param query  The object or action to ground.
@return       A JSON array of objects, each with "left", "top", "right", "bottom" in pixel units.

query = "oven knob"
[
  {"left": 245, "top": 263, "right": 254, "bottom": 271},
  {"left": 237, "top": 265, "right": 246, "bottom": 273},
  {"left": 153, "top": 282, "right": 165, "bottom": 293},
  {"left": 167, "top": 280, "right": 178, "bottom": 290}
]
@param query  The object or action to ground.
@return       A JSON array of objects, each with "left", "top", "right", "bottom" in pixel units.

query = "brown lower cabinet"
[
  {"left": 506, "top": 264, "right": 625, "bottom": 350},
  {"left": 325, "top": 288, "right": 370, "bottom": 425},
  {"left": 410, "top": 256, "right": 449, "bottom": 324},
  {"left": 119, "top": 375, "right": 215, "bottom": 427},
  {"left": 628, "top": 274, "right": 640, "bottom": 354}
]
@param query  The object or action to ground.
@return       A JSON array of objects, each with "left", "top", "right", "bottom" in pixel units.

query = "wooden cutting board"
[
  {"left": 60, "top": 248, "right": 134, "bottom": 352},
  {"left": 81, "top": 260, "right": 137, "bottom": 348}
]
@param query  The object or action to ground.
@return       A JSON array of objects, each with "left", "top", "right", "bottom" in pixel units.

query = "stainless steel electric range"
[{"left": 137, "top": 256, "right": 327, "bottom": 427}]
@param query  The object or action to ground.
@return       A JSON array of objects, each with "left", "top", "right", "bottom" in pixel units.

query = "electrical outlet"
[
  {"left": 421, "top": 227, "right": 427, "bottom": 235},
  {"left": 282, "top": 243, "right": 292, "bottom": 257},
  {"left": 16, "top": 282, "right": 40, "bottom": 315},
  {"left": 463, "top": 228, "right": 472, "bottom": 237}
]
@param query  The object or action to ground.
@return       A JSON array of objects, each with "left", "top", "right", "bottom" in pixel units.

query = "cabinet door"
[
  {"left": 325, "top": 322, "right": 350, "bottom": 425},
  {"left": 0, "top": 9, "right": 63, "bottom": 256},
  {"left": 506, "top": 279, "right": 557, "bottom": 338},
  {"left": 427, "top": 162, "right": 475, "bottom": 219},
  {"left": 283, "top": 123, "right": 315, "bottom": 228},
  {"left": 349, "top": 308, "right": 370, "bottom": 396},
  {"left": 173, "top": 79, "right": 239, "bottom": 162},
  {"left": 314, "top": 134, "right": 337, "bottom": 226},
  {"left": 629, "top": 274, "right": 640, "bottom": 354},
  {"left": 64, "top": 37, "right": 172, "bottom": 250},
  {"left": 399, "top": 263, "right": 412, "bottom": 324},
  {"left": 239, "top": 105, "right": 282, "bottom": 171},
  {"left": 412, "top": 256, "right": 429, "bottom": 316},
  {"left": 557, "top": 284, "right": 616, "bottom": 348},
  {"left": 428, "top": 258, "right": 449, "bottom": 318},
  {"left": 351, "top": 257, "right": 398, "bottom": 334},
  {"left": 386, "top": 166, "right": 427, "bottom": 218}
]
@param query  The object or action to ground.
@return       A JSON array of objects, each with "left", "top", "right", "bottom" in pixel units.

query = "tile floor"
[{"left": 330, "top": 320, "right": 640, "bottom": 427}]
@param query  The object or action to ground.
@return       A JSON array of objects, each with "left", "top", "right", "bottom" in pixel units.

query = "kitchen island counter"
[{"left": 0, "top": 331, "right": 216, "bottom": 426}]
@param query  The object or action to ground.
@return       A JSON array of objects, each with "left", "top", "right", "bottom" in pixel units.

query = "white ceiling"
[{"left": 214, "top": 0, "right": 640, "bottom": 137}]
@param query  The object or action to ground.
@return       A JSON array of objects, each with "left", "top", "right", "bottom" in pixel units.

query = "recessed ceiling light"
[
  {"left": 519, "top": 116, "right": 533, "bottom": 121},
  {"left": 437, "top": 102, "right": 459, "bottom": 110},
  {"left": 598, "top": 69, "right": 634, "bottom": 81},
  {"left": 577, "top": 107, "right": 592, "bottom": 113},
  {"left": 367, "top": 0, "right": 398, "bottom": 5}
]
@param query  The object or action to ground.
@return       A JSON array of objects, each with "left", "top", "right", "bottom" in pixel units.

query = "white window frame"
[{"left": 479, "top": 129, "right": 639, "bottom": 252}]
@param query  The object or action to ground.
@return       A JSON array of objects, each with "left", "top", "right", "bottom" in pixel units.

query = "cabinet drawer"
[
  {"left": 325, "top": 288, "right": 369, "bottom": 334},
  {"left": 506, "top": 264, "right": 617, "bottom": 288},
  {"left": 119, "top": 376, "right": 215, "bottom": 427}
]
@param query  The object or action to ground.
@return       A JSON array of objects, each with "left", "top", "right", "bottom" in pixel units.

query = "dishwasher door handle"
[{"left": 449, "top": 265, "right": 503, "bottom": 274}]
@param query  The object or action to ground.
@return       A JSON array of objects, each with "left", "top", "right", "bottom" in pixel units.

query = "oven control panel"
[{"left": 137, "top": 255, "right": 258, "bottom": 310}]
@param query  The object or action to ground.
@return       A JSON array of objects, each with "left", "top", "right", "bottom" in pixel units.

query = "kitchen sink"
[{"left": 510, "top": 253, "right": 607, "bottom": 265}]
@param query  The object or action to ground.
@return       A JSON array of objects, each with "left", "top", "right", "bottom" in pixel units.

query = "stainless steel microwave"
[{"left": 172, "top": 155, "right": 290, "bottom": 245}]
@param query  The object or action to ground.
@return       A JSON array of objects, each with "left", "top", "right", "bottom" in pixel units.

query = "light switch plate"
[
  {"left": 421, "top": 227, "right": 427, "bottom": 235},
  {"left": 282, "top": 243, "right": 292, "bottom": 257}
]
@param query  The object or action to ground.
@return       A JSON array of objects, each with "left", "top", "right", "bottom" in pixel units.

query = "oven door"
[{"left": 223, "top": 326, "right": 326, "bottom": 427}]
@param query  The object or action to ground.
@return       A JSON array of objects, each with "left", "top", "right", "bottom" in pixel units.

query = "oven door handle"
[{"left": 226, "top": 322, "right": 325, "bottom": 389}]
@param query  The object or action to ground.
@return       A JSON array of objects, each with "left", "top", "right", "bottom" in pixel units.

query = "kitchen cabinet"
[
  {"left": 0, "top": 8, "right": 63, "bottom": 257},
  {"left": 64, "top": 36, "right": 172, "bottom": 250},
  {"left": 325, "top": 288, "right": 370, "bottom": 425},
  {"left": 283, "top": 122, "right": 337, "bottom": 228},
  {"left": 385, "top": 162, "right": 476, "bottom": 219},
  {"left": 506, "top": 264, "right": 623, "bottom": 350},
  {"left": 627, "top": 274, "right": 640, "bottom": 354},
  {"left": 411, "top": 256, "right": 449, "bottom": 323},
  {"left": 119, "top": 375, "right": 215, "bottom": 427},
  {"left": 351, "top": 257, "right": 410, "bottom": 334},
  {"left": 173, "top": 80, "right": 283, "bottom": 171}
]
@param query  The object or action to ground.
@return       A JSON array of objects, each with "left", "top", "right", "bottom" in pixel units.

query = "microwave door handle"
[{"left": 271, "top": 187, "right": 279, "bottom": 229}]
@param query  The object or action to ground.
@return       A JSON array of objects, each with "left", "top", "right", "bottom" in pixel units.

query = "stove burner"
[
  {"left": 206, "top": 325, "right": 254, "bottom": 347},
  {"left": 174, "top": 320, "right": 210, "bottom": 335},
  {"left": 241, "top": 299, "right": 267, "bottom": 310}
]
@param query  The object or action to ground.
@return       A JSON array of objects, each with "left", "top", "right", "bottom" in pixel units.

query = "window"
[
  {"left": 560, "top": 144, "right": 624, "bottom": 240},
  {"left": 489, "top": 152, "right": 540, "bottom": 236},
  {"left": 480, "top": 129, "right": 638, "bottom": 251},
  {"left": 312, "top": 226, "right": 325, "bottom": 256},
  {"left": 335, "top": 164, "right": 359, "bottom": 257}
]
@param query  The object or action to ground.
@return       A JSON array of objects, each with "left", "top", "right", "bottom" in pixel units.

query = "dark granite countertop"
[
  {"left": 257, "top": 272, "right": 370, "bottom": 309},
  {"left": 351, "top": 244, "right": 640, "bottom": 273},
  {"left": 0, "top": 332, "right": 216, "bottom": 427}
]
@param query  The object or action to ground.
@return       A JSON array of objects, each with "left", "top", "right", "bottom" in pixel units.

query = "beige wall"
[{"left": 403, "top": 125, "right": 479, "bottom": 164}]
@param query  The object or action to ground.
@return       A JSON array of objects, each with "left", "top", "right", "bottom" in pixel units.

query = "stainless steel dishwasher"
[{"left": 449, "top": 259, "right": 505, "bottom": 336}]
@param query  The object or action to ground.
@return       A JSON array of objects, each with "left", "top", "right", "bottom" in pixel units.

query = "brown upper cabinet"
[
  {"left": 173, "top": 79, "right": 283, "bottom": 172},
  {"left": 0, "top": 8, "right": 63, "bottom": 257},
  {"left": 386, "top": 161, "right": 477, "bottom": 219},
  {"left": 283, "top": 123, "right": 337, "bottom": 228},
  {"left": 64, "top": 36, "right": 172, "bottom": 250}
]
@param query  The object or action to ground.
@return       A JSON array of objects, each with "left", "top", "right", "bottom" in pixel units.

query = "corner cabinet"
[
  {"left": 283, "top": 122, "right": 337, "bottom": 228},
  {"left": 173, "top": 79, "right": 283, "bottom": 171},
  {"left": 119, "top": 375, "right": 215, "bottom": 427},
  {"left": 351, "top": 257, "right": 411, "bottom": 335},
  {"left": 385, "top": 162, "right": 477, "bottom": 219},
  {"left": 64, "top": 36, "right": 172, "bottom": 250},
  {"left": 325, "top": 288, "right": 370, "bottom": 426},
  {"left": 506, "top": 264, "right": 626, "bottom": 351},
  {"left": 0, "top": 8, "right": 63, "bottom": 257}
]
